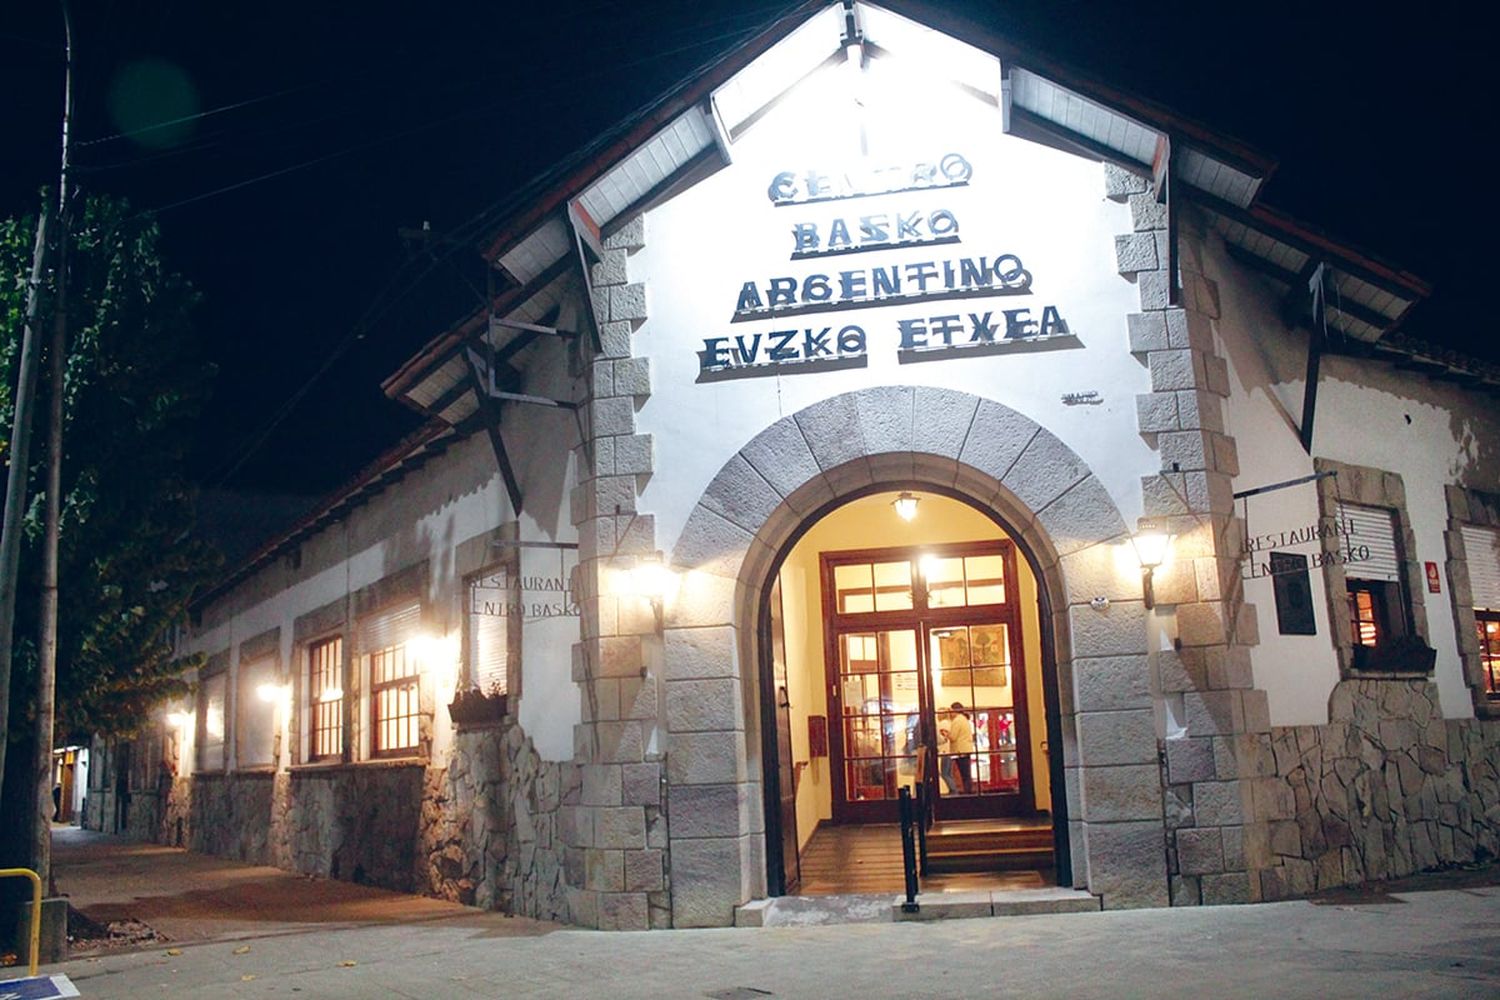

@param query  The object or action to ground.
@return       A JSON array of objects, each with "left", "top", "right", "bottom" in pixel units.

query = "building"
[{"left": 86, "top": 0, "right": 1500, "bottom": 929}]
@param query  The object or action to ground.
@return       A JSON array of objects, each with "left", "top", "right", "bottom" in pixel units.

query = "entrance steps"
[
  {"left": 735, "top": 887, "right": 1098, "bottom": 927},
  {"left": 926, "top": 819, "right": 1055, "bottom": 873}
]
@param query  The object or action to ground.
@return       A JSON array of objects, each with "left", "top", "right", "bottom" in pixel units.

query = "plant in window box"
[{"left": 447, "top": 682, "right": 508, "bottom": 727}]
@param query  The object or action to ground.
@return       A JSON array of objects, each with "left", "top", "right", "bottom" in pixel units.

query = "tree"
[{"left": 0, "top": 194, "right": 219, "bottom": 868}]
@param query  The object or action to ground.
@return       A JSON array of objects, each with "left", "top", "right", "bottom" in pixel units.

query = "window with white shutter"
[
  {"left": 467, "top": 570, "right": 511, "bottom": 696},
  {"left": 1461, "top": 525, "right": 1500, "bottom": 612}
]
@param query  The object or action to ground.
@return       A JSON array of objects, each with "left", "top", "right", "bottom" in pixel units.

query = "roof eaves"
[{"left": 194, "top": 420, "right": 457, "bottom": 611}]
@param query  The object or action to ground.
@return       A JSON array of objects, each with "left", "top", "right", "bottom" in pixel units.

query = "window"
[
  {"left": 307, "top": 637, "right": 343, "bottom": 762},
  {"left": 361, "top": 602, "right": 422, "bottom": 757},
  {"left": 196, "top": 671, "right": 226, "bottom": 772},
  {"left": 236, "top": 657, "right": 277, "bottom": 768},
  {"left": 1477, "top": 612, "right": 1500, "bottom": 700},
  {"left": 1336, "top": 499, "right": 1426, "bottom": 673},
  {"left": 467, "top": 570, "right": 511, "bottom": 695}
]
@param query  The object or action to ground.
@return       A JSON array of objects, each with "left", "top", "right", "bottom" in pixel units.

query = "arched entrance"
[
  {"left": 664, "top": 386, "right": 1168, "bottom": 927},
  {"left": 759, "top": 486, "right": 1062, "bottom": 895}
]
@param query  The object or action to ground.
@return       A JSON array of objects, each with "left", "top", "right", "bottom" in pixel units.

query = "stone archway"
[{"left": 663, "top": 386, "right": 1169, "bottom": 927}]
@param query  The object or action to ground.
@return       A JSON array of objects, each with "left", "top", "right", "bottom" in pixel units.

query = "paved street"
[{"left": 24, "top": 830, "right": 1500, "bottom": 999}]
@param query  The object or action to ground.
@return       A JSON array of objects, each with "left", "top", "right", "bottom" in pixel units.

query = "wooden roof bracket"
[
  {"left": 568, "top": 202, "right": 605, "bottom": 356},
  {"left": 1299, "top": 262, "right": 1328, "bottom": 454},
  {"left": 464, "top": 347, "right": 524, "bottom": 515}
]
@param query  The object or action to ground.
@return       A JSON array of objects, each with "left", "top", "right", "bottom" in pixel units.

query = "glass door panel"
[
  {"left": 930, "top": 623, "right": 1018, "bottom": 802},
  {"left": 838, "top": 629, "right": 919, "bottom": 805}
]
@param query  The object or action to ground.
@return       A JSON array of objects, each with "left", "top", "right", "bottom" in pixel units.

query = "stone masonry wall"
[
  {"left": 562, "top": 213, "right": 673, "bottom": 931},
  {"left": 133, "top": 720, "right": 572, "bottom": 920},
  {"left": 1108, "top": 162, "right": 1271, "bottom": 905},
  {"left": 1258, "top": 680, "right": 1500, "bottom": 897}
]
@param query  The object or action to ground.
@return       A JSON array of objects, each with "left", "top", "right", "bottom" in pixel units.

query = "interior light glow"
[
  {"left": 892, "top": 492, "right": 920, "bottom": 521},
  {"left": 166, "top": 711, "right": 191, "bottom": 729},
  {"left": 319, "top": 687, "right": 344, "bottom": 703},
  {"left": 256, "top": 682, "right": 285, "bottom": 704}
]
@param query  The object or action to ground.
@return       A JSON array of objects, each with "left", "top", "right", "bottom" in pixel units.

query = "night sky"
[{"left": 1, "top": 1, "right": 1486, "bottom": 503}]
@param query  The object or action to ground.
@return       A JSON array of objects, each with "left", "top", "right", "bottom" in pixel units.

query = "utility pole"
[{"left": 33, "top": 0, "right": 76, "bottom": 890}]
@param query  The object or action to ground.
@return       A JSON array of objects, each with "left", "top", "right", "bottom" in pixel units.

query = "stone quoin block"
[
  {"left": 609, "top": 282, "right": 648, "bottom": 322},
  {"left": 585, "top": 848, "right": 625, "bottom": 891},
  {"left": 613, "top": 356, "right": 652, "bottom": 397},
  {"left": 665, "top": 677, "right": 744, "bottom": 733},
  {"left": 1115, "top": 232, "right": 1159, "bottom": 275},
  {"left": 1159, "top": 430, "right": 1213, "bottom": 472},
  {"left": 590, "top": 247, "right": 629, "bottom": 287},
  {"left": 593, "top": 806, "right": 647, "bottom": 851},
  {"left": 667, "top": 730, "right": 749, "bottom": 786},
  {"left": 624, "top": 849, "right": 664, "bottom": 892},
  {"left": 671, "top": 836, "right": 752, "bottom": 928},
  {"left": 1176, "top": 601, "right": 1229, "bottom": 647},
  {"left": 597, "top": 892, "right": 650, "bottom": 932},
  {"left": 621, "top": 762, "right": 661, "bottom": 808},
  {"left": 614, "top": 433, "right": 654, "bottom": 476},
  {"left": 1075, "top": 709, "right": 1158, "bottom": 767},
  {"left": 1166, "top": 736, "right": 1217, "bottom": 784},
  {"left": 663, "top": 626, "right": 740, "bottom": 682},
  {"left": 1176, "top": 827, "right": 1226, "bottom": 876},
  {"left": 1193, "top": 779, "right": 1247, "bottom": 826},
  {"left": 1183, "top": 690, "right": 1244, "bottom": 738},
  {"left": 598, "top": 320, "right": 633, "bottom": 359},
  {"left": 603, "top": 214, "right": 645, "bottom": 251},
  {"left": 1068, "top": 599, "right": 1148, "bottom": 659},
  {"left": 1128, "top": 191, "right": 1168, "bottom": 232},
  {"left": 581, "top": 764, "right": 623, "bottom": 807},
  {"left": 1136, "top": 392, "right": 1180, "bottom": 433},
  {"left": 1073, "top": 655, "right": 1152, "bottom": 712},
  {"left": 662, "top": 571, "right": 735, "bottom": 629},
  {"left": 1127, "top": 311, "right": 1170, "bottom": 354},
  {"left": 1137, "top": 270, "right": 1174, "bottom": 312},
  {"left": 591, "top": 396, "right": 635, "bottom": 438},
  {"left": 1059, "top": 541, "right": 1139, "bottom": 605},
  {"left": 1104, "top": 162, "right": 1149, "bottom": 200},
  {"left": 1148, "top": 350, "right": 1203, "bottom": 393},
  {"left": 670, "top": 782, "right": 753, "bottom": 839},
  {"left": 1174, "top": 388, "right": 1224, "bottom": 433},
  {"left": 1084, "top": 820, "right": 1171, "bottom": 908},
  {"left": 1080, "top": 764, "right": 1163, "bottom": 821},
  {"left": 1165, "top": 309, "right": 1215, "bottom": 351}
]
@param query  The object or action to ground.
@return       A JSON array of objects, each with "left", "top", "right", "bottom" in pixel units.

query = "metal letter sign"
[{"left": 697, "top": 151, "right": 1080, "bottom": 381}]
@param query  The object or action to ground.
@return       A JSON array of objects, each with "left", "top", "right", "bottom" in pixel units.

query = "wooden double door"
[{"left": 823, "top": 540, "right": 1036, "bottom": 823}]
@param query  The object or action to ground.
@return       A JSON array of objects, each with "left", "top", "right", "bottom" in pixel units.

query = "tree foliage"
[{"left": 1, "top": 194, "right": 220, "bottom": 740}]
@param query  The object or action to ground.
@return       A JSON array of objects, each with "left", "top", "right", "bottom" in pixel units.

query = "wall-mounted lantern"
[
  {"left": 630, "top": 552, "right": 678, "bottom": 630},
  {"left": 1132, "top": 522, "right": 1173, "bottom": 610},
  {"left": 892, "top": 492, "right": 920, "bottom": 522}
]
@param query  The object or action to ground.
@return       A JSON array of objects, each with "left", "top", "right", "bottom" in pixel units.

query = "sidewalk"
[{"left": 33, "top": 829, "right": 1500, "bottom": 999}]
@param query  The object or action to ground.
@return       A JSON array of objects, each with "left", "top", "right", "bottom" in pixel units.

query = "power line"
[{"left": 199, "top": 1, "right": 809, "bottom": 486}]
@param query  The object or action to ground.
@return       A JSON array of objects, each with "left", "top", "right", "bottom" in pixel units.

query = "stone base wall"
[
  {"left": 1257, "top": 679, "right": 1500, "bottom": 899},
  {"left": 128, "top": 720, "right": 573, "bottom": 920}
]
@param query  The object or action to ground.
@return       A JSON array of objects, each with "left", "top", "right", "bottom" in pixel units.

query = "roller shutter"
[
  {"left": 1336, "top": 502, "right": 1401, "bottom": 583},
  {"left": 1462, "top": 525, "right": 1500, "bottom": 611}
]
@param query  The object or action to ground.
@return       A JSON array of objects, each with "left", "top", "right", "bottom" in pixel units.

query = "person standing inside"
[{"left": 943, "top": 702, "right": 974, "bottom": 795}]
